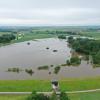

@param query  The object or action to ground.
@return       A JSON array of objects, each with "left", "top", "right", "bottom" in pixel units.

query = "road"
[{"left": 0, "top": 88, "right": 100, "bottom": 95}]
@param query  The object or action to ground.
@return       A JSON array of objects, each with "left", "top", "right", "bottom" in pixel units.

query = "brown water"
[{"left": 0, "top": 38, "right": 100, "bottom": 80}]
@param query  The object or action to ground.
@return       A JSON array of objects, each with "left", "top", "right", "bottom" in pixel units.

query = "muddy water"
[{"left": 0, "top": 38, "right": 100, "bottom": 80}]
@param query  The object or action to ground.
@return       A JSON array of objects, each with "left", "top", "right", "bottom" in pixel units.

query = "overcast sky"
[{"left": 0, "top": 0, "right": 100, "bottom": 26}]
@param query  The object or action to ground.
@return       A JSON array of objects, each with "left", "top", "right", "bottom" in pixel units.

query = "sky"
[{"left": 0, "top": 0, "right": 99, "bottom": 26}]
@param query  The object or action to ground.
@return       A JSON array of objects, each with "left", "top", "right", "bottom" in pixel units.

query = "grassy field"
[
  {"left": 0, "top": 32, "right": 56, "bottom": 47},
  {"left": 80, "top": 31, "right": 100, "bottom": 39},
  {"left": 12, "top": 33, "right": 56, "bottom": 43},
  {"left": 0, "top": 77, "right": 100, "bottom": 92},
  {"left": 0, "top": 95, "right": 28, "bottom": 100},
  {"left": 0, "top": 91, "right": 100, "bottom": 100},
  {"left": 69, "top": 91, "right": 100, "bottom": 100}
]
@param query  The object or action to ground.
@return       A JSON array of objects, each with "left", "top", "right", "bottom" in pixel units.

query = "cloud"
[{"left": 0, "top": 0, "right": 99, "bottom": 25}]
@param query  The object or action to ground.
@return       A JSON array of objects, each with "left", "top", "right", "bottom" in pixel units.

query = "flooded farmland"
[{"left": 0, "top": 38, "right": 100, "bottom": 80}]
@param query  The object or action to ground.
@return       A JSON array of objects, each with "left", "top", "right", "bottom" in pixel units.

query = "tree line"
[
  {"left": 68, "top": 36, "right": 100, "bottom": 65},
  {"left": 0, "top": 34, "right": 16, "bottom": 43}
]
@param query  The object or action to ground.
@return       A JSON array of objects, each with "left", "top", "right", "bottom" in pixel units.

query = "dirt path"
[{"left": 0, "top": 88, "right": 100, "bottom": 95}]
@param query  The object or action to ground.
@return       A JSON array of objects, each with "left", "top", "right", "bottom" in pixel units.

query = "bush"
[
  {"left": 25, "top": 69, "right": 34, "bottom": 76},
  {"left": 60, "top": 92, "right": 70, "bottom": 100},
  {"left": 26, "top": 91, "right": 50, "bottom": 100},
  {"left": 54, "top": 66, "right": 61, "bottom": 74},
  {"left": 66, "top": 60, "right": 71, "bottom": 66},
  {"left": 58, "top": 35, "right": 66, "bottom": 39},
  {"left": 70, "top": 56, "right": 81, "bottom": 65},
  {"left": 27, "top": 91, "right": 70, "bottom": 100},
  {"left": 38, "top": 65, "right": 49, "bottom": 70},
  {"left": 7, "top": 68, "right": 21, "bottom": 73},
  {"left": 66, "top": 56, "right": 81, "bottom": 66}
]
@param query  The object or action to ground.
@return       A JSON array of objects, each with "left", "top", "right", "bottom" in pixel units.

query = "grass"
[
  {"left": 0, "top": 77, "right": 100, "bottom": 92},
  {"left": 0, "top": 92, "right": 100, "bottom": 100},
  {"left": 0, "top": 32, "right": 56, "bottom": 47},
  {"left": 12, "top": 33, "right": 56, "bottom": 43},
  {"left": 68, "top": 91, "right": 100, "bottom": 100},
  {"left": 0, "top": 80, "right": 51, "bottom": 92},
  {"left": 60, "top": 77, "right": 100, "bottom": 91},
  {"left": 0, "top": 95, "right": 28, "bottom": 100},
  {"left": 80, "top": 31, "right": 100, "bottom": 39}
]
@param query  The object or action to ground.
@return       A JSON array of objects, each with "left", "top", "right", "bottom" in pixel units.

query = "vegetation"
[
  {"left": 0, "top": 95, "right": 27, "bottom": 100},
  {"left": 54, "top": 66, "right": 61, "bottom": 74},
  {"left": 68, "top": 36, "right": 100, "bottom": 66},
  {"left": 58, "top": 35, "right": 66, "bottom": 39},
  {"left": 26, "top": 91, "right": 70, "bottom": 100},
  {"left": 50, "top": 65, "right": 54, "bottom": 67},
  {"left": 70, "top": 56, "right": 81, "bottom": 65},
  {"left": 7, "top": 68, "right": 22, "bottom": 73},
  {"left": 0, "top": 34, "right": 16, "bottom": 43},
  {"left": 80, "top": 31, "right": 100, "bottom": 40},
  {"left": 61, "top": 63, "right": 68, "bottom": 66},
  {"left": 1, "top": 91, "right": 100, "bottom": 100},
  {"left": 66, "top": 60, "right": 71, "bottom": 66},
  {"left": 26, "top": 91, "right": 50, "bottom": 100},
  {"left": 69, "top": 91, "right": 100, "bottom": 100},
  {"left": 0, "top": 26, "right": 99, "bottom": 45},
  {"left": 0, "top": 77, "right": 100, "bottom": 92},
  {"left": 60, "top": 92, "right": 70, "bottom": 100},
  {"left": 38, "top": 65, "right": 49, "bottom": 70},
  {"left": 25, "top": 69, "right": 34, "bottom": 76},
  {"left": 67, "top": 56, "right": 81, "bottom": 66}
]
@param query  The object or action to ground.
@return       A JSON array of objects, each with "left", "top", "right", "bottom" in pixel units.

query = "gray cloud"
[{"left": 0, "top": 0, "right": 99, "bottom": 25}]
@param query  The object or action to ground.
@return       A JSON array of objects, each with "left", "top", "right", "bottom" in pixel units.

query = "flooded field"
[{"left": 0, "top": 38, "right": 100, "bottom": 80}]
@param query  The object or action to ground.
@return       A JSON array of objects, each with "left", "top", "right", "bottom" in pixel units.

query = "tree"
[
  {"left": 26, "top": 91, "right": 50, "bottom": 100},
  {"left": 93, "top": 51, "right": 100, "bottom": 64},
  {"left": 58, "top": 35, "right": 66, "bottom": 39},
  {"left": 70, "top": 56, "right": 81, "bottom": 65},
  {"left": 26, "top": 91, "right": 71, "bottom": 100},
  {"left": 0, "top": 34, "right": 16, "bottom": 43},
  {"left": 50, "top": 92, "right": 58, "bottom": 100},
  {"left": 68, "top": 36, "right": 74, "bottom": 44},
  {"left": 66, "top": 60, "right": 71, "bottom": 66},
  {"left": 60, "top": 92, "right": 70, "bottom": 100}
]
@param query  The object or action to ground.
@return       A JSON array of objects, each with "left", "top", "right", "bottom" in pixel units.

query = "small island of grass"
[{"left": 38, "top": 65, "right": 49, "bottom": 70}]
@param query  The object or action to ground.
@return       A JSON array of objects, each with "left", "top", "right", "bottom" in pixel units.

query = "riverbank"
[{"left": 0, "top": 33, "right": 56, "bottom": 47}]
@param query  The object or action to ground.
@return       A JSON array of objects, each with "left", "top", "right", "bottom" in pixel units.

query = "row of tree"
[{"left": 0, "top": 34, "right": 16, "bottom": 43}]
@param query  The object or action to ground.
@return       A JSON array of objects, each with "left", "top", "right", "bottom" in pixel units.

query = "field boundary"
[{"left": 0, "top": 88, "right": 100, "bottom": 95}]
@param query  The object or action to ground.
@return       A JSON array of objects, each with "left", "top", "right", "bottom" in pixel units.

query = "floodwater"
[{"left": 0, "top": 38, "right": 100, "bottom": 80}]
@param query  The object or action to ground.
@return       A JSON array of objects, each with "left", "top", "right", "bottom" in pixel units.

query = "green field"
[
  {"left": 80, "top": 31, "right": 100, "bottom": 39},
  {"left": 0, "top": 95, "right": 28, "bottom": 100},
  {"left": 69, "top": 91, "right": 100, "bottom": 100},
  {"left": 0, "top": 91, "right": 100, "bottom": 100},
  {"left": 0, "top": 77, "right": 100, "bottom": 92},
  {"left": 12, "top": 33, "right": 56, "bottom": 43}
]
